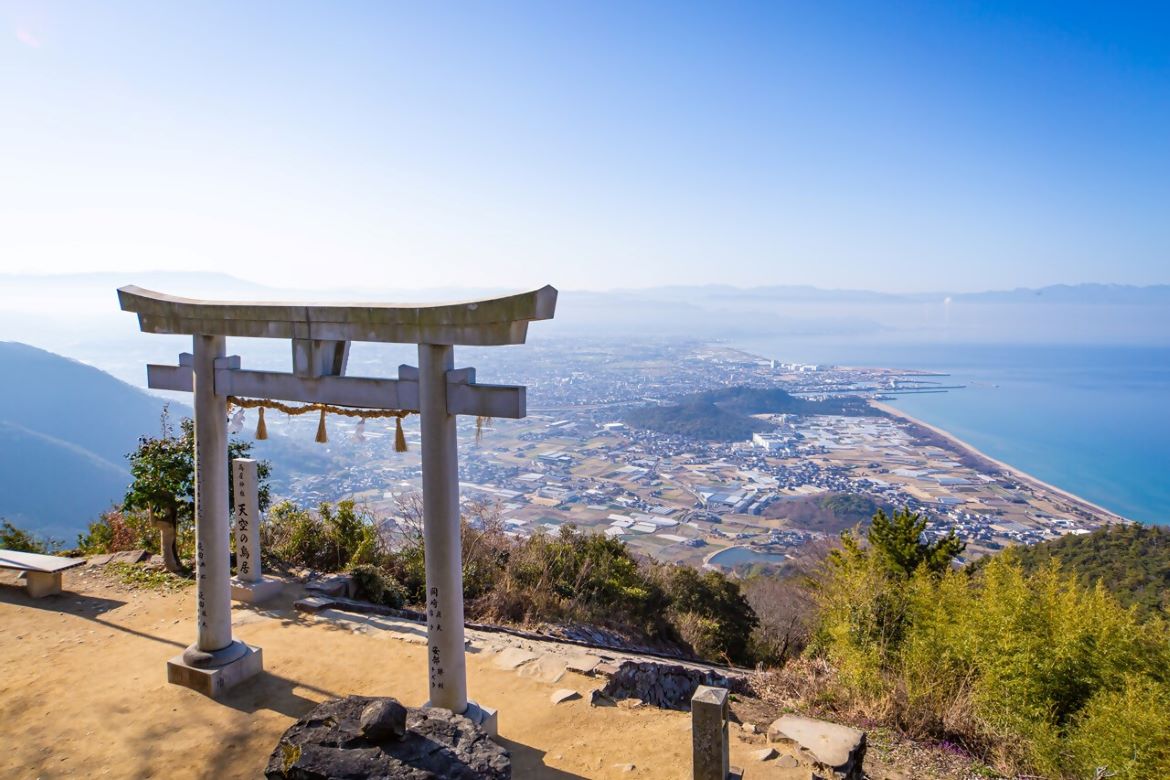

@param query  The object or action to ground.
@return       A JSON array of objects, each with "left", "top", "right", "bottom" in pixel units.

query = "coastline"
[{"left": 870, "top": 399, "right": 1129, "bottom": 526}]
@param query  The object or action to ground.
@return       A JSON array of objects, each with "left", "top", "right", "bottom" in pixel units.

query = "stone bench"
[{"left": 0, "top": 549, "right": 86, "bottom": 597}]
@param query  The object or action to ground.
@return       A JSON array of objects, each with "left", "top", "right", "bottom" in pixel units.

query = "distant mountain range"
[
  {"left": 0, "top": 341, "right": 182, "bottom": 540},
  {"left": 2, "top": 270, "right": 1167, "bottom": 307},
  {"left": 604, "top": 282, "right": 1170, "bottom": 305}
]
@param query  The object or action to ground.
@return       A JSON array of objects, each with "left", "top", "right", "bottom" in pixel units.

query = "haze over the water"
[{"left": 3, "top": 2, "right": 1168, "bottom": 291}]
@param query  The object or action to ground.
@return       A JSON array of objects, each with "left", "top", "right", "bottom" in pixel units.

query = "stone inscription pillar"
[
  {"left": 232, "top": 458, "right": 262, "bottom": 583},
  {"left": 692, "top": 685, "right": 731, "bottom": 780},
  {"left": 418, "top": 343, "right": 468, "bottom": 714},
  {"left": 192, "top": 334, "right": 233, "bottom": 653}
]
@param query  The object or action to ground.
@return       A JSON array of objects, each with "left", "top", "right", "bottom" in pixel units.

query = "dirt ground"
[{"left": 0, "top": 568, "right": 808, "bottom": 780}]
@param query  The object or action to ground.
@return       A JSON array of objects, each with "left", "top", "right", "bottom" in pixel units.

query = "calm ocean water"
[{"left": 734, "top": 341, "right": 1170, "bottom": 526}]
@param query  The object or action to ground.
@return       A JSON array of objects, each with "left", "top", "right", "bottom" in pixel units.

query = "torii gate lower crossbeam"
[{"left": 119, "top": 285, "right": 556, "bottom": 722}]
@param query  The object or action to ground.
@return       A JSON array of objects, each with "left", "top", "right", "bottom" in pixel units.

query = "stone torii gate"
[{"left": 119, "top": 284, "right": 556, "bottom": 723}]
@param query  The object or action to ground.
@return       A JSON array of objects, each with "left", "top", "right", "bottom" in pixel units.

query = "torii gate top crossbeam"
[{"left": 118, "top": 285, "right": 558, "bottom": 346}]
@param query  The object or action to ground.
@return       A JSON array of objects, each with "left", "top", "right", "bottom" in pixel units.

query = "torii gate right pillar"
[{"left": 417, "top": 343, "right": 469, "bottom": 714}]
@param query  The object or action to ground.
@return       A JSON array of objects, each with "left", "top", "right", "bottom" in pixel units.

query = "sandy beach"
[{"left": 870, "top": 400, "right": 1128, "bottom": 525}]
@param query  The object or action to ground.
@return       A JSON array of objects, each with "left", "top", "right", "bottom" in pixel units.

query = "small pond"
[{"left": 707, "top": 546, "right": 789, "bottom": 568}]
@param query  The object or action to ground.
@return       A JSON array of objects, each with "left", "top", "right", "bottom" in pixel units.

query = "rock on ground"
[
  {"left": 550, "top": 689, "right": 581, "bottom": 704},
  {"left": 265, "top": 695, "right": 510, "bottom": 779},
  {"left": 359, "top": 699, "right": 406, "bottom": 742},
  {"left": 768, "top": 714, "right": 865, "bottom": 780}
]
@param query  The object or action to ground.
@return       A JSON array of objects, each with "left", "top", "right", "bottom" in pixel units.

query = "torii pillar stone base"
[
  {"left": 230, "top": 577, "right": 283, "bottom": 604},
  {"left": 457, "top": 701, "right": 498, "bottom": 739},
  {"left": 167, "top": 645, "right": 263, "bottom": 699}
]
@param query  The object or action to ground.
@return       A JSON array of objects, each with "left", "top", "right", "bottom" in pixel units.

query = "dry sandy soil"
[{"left": 0, "top": 568, "right": 811, "bottom": 780}]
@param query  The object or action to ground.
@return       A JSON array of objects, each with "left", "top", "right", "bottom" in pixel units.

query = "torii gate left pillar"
[{"left": 119, "top": 284, "right": 557, "bottom": 716}]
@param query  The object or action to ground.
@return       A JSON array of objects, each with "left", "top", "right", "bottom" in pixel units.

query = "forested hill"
[
  {"left": 625, "top": 385, "right": 871, "bottom": 441},
  {"left": 0, "top": 342, "right": 182, "bottom": 466},
  {"left": 0, "top": 342, "right": 179, "bottom": 538},
  {"left": 1002, "top": 523, "right": 1170, "bottom": 616}
]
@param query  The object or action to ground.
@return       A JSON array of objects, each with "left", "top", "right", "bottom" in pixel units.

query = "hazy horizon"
[{"left": 3, "top": 268, "right": 1169, "bottom": 298}]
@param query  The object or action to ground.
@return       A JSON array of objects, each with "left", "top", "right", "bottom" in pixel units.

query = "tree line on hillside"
[{"left": 1000, "top": 522, "right": 1170, "bottom": 617}]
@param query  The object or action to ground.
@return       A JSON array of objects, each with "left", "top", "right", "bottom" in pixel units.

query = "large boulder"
[
  {"left": 265, "top": 695, "right": 510, "bottom": 779},
  {"left": 767, "top": 714, "right": 865, "bottom": 780}
]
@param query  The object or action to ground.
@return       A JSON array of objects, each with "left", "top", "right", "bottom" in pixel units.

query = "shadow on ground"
[
  {"left": 497, "top": 737, "right": 590, "bottom": 779},
  {"left": 0, "top": 583, "right": 193, "bottom": 651},
  {"left": 0, "top": 584, "right": 125, "bottom": 616},
  {"left": 220, "top": 669, "right": 344, "bottom": 719}
]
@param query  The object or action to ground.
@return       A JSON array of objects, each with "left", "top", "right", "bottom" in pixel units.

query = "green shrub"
[
  {"left": 77, "top": 508, "right": 159, "bottom": 555},
  {"left": 378, "top": 524, "right": 427, "bottom": 604},
  {"left": 1063, "top": 675, "right": 1170, "bottom": 779},
  {"left": 810, "top": 507, "right": 1170, "bottom": 776},
  {"left": 262, "top": 499, "right": 384, "bottom": 572},
  {"left": 263, "top": 500, "right": 759, "bottom": 665},
  {"left": 488, "top": 526, "right": 672, "bottom": 638},
  {"left": 463, "top": 524, "right": 757, "bottom": 663},
  {"left": 349, "top": 563, "right": 405, "bottom": 608},
  {"left": 661, "top": 565, "right": 757, "bottom": 664},
  {"left": 1, "top": 520, "right": 47, "bottom": 553}
]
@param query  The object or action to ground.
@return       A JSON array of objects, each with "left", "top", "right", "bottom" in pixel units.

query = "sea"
[{"left": 733, "top": 341, "right": 1170, "bottom": 526}]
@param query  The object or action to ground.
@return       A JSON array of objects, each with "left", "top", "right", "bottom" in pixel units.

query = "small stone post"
[
  {"left": 692, "top": 685, "right": 735, "bottom": 780},
  {"left": 151, "top": 509, "right": 182, "bottom": 574},
  {"left": 231, "top": 458, "right": 282, "bottom": 603}
]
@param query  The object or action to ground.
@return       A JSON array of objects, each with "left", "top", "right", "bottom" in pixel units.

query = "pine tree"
[{"left": 867, "top": 507, "right": 964, "bottom": 577}]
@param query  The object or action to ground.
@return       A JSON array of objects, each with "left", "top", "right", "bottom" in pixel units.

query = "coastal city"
[{"left": 262, "top": 338, "right": 1121, "bottom": 572}]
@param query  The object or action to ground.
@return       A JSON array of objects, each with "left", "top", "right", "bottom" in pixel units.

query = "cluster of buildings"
[{"left": 269, "top": 339, "right": 1114, "bottom": 572}]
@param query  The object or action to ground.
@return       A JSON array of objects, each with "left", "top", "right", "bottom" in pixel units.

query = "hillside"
[
  {"left": 0, "top": 342, "right": 179, "bottom": 539},
  {"left": 1003, "top": 523, "right": 1170, "bottom": 616},
  {"left": 625, "top": 385, "right": 871, "bottom": 441},
  {"left": 0, "top": 422, "right": 132, "bottom": 537},
  {"left": 698, "top": 386, "right": 872, "bottom": 416},
  {"left": 0, "top": 342, "right": 343, "bottom": 541},
  {"left": 763, "top": 492, "right": 887, "bottom": 534},
  {"left": 0, "top": 342, "right": 180, "bottom": 466},
  {"left": 625, "top": 398, "right": 774, "bottom": 442}
]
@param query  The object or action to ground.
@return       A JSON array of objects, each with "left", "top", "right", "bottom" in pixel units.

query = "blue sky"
[{"left": 2, "top": 1, "right": 1167, "bottom": 292}]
